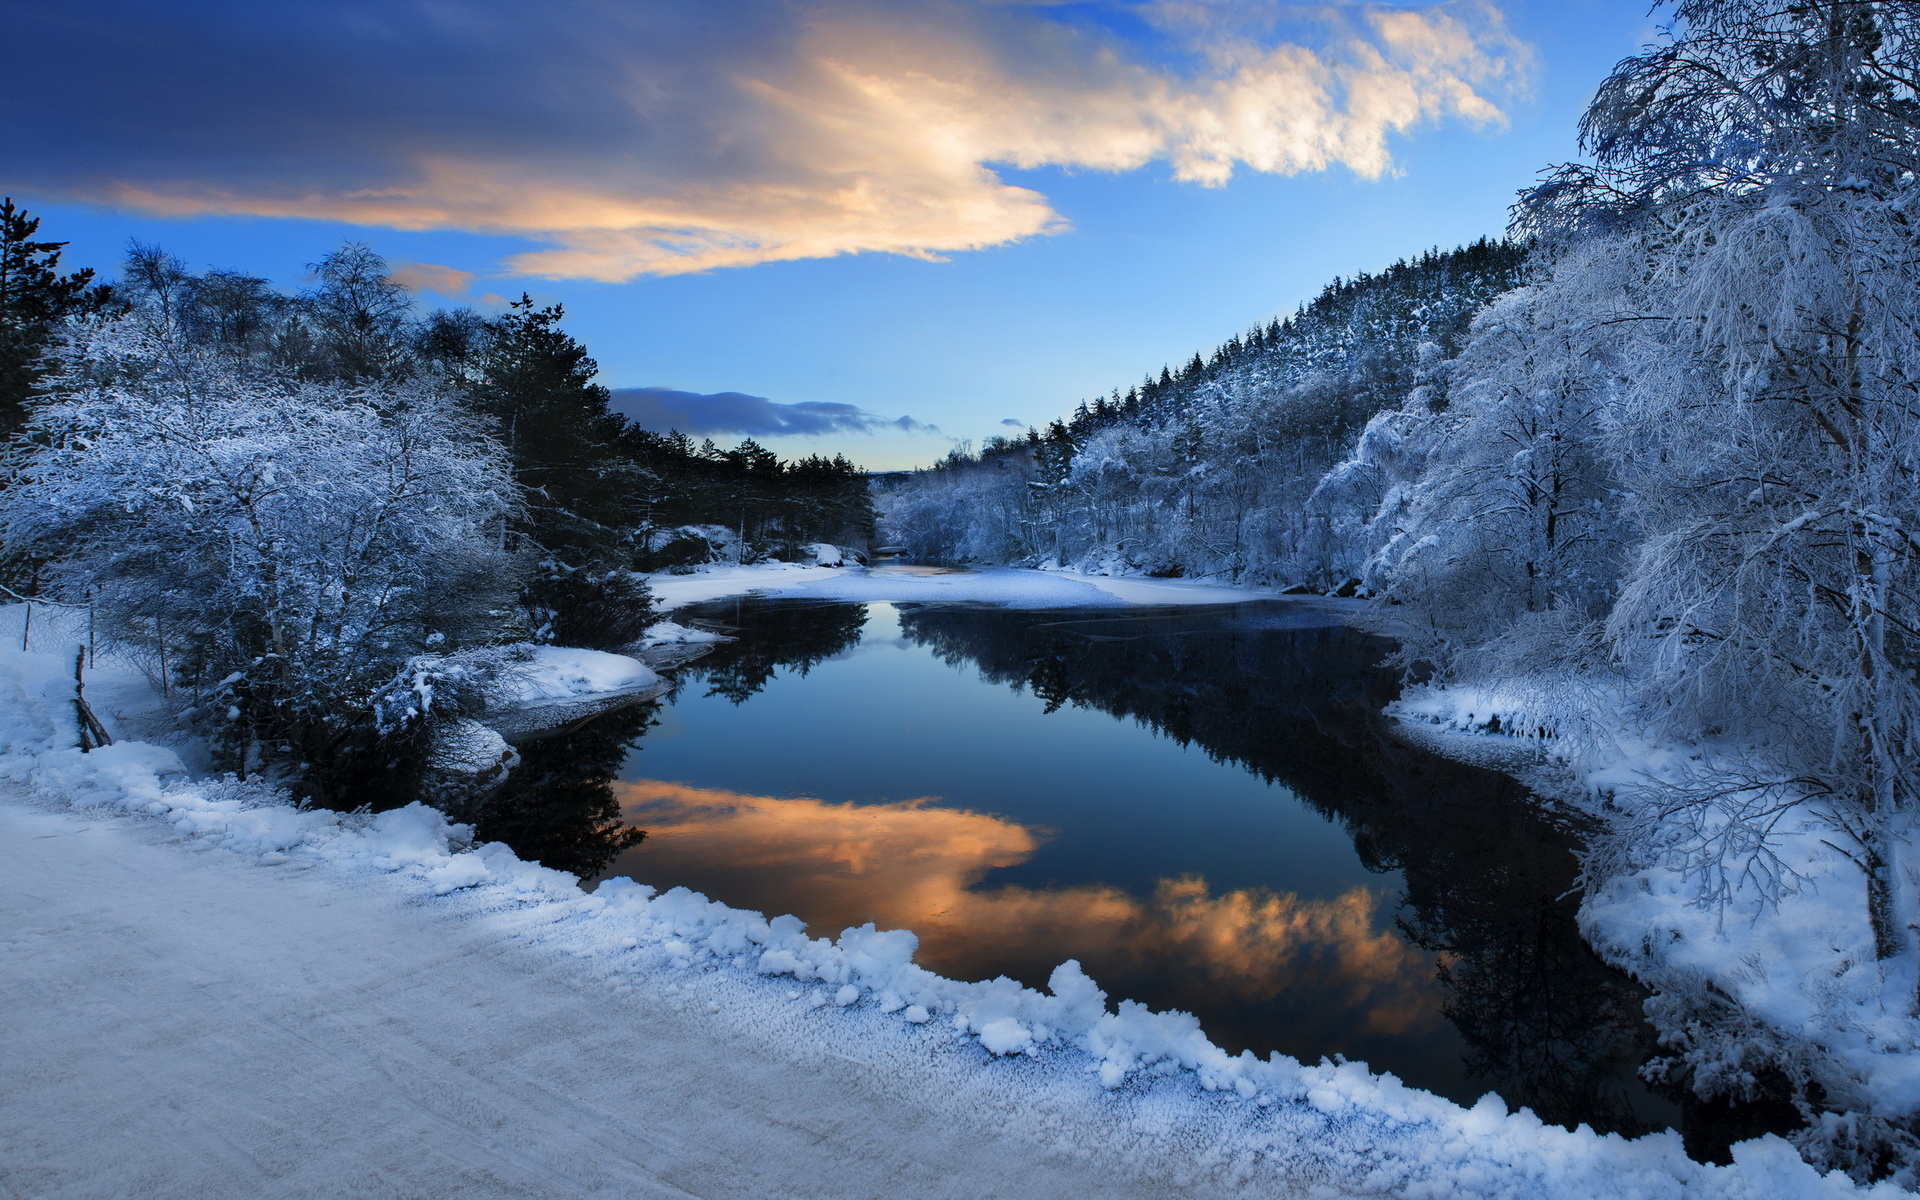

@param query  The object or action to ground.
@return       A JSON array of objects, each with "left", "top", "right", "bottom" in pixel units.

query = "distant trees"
[
  {"left": 623, "top": 431, "right": 875, "bottom": 565},
  {"left": 876, "top": 239, "right": 1529, "bottom": 581}
]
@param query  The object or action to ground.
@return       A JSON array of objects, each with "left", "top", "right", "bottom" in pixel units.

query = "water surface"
[{"left": 474, "top": 595, "right": 1682, "bottom": 1137}]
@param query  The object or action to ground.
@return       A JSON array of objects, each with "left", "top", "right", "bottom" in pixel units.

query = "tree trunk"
[{"left": 1866, "top": 829, "right": 1900, "bottom": 961}]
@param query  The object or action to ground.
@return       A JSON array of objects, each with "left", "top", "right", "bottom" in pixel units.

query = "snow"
[
  {"left": 1391, "top": 682, "right": 1920, "bottom": 1150},
  {"left": 496, "top": 645, "right": 661, "bottom": 704},
  {"left": 646, "top": 562, "right": 848, "bottom": 610},
  {"left": 640, "top": 618, "right": 731, "bottom": 646},
  {"left": 648, "top": 562, "right": 1285, "bottom": 612},
  {"left": 0, "top": 602, "right": 1898, "bottom": 1197}
]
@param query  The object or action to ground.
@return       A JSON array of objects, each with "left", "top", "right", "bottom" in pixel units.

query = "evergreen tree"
[
  {"left": 473, "top": 295, "right": 641, "bottom": 554},
  {"left": 472, "top": 295, "right": 654, "bottom": 649},
  {"left": 0, "top": 199, "right": 109, "bottom": 437}
]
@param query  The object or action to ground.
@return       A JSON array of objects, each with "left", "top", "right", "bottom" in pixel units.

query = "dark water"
[{"left": 472, "top": 595, "right": 1691, "bottom": 1139}]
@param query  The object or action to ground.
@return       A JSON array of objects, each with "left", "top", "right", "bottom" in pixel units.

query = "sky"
[{"left": 3, "top": 0, "right": 1659, "bottom": 470}]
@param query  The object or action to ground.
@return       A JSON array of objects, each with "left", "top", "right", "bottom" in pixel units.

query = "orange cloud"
[
  {"left": 611, "top": 778, "right": 1442, "bottom": 1036},
  {"left": 34, "top": 1, "right": 1531, "bottom": 281},
  {"left": 389, "top": 261, "right": 476, "bottom": 297}
]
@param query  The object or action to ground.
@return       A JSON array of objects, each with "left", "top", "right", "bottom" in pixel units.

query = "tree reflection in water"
[
  {"left": 894, "top": 602, "right": 1674, "bottom": 1137},
  {"left": 467, "top": 601, "right": 871, "bottom": 874},
  {"left": 466, "top": 699, "right": 657, "bottom": 878},
  {"left": 680, "top": 598, "right": 868, "bottom": 704}
]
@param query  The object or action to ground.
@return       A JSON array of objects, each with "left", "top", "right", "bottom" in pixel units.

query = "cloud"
[
  {"left": 3, "top": 0, "right": 1530, "bottom": 280},
  {"left": 998, "top": 418, "right": 1025, "bottom": 426},
  {"left": 389, "top": 262, "right": 474, "bottom": 297},
  {"left": 608, "top": 386, "right": 941, "bottom": 438},
  {"left": 611, "top": 778, "right": 1443, "bottom": 1031}
]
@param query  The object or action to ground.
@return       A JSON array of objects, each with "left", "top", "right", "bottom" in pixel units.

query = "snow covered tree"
[
  {"left": 1376, "top": 251, "right": 1629, "bottom": 674},
  {"left": 875, "top": 240, "right": 1527, "bottom": 582},
  {"left": 1517, "top": 0, "right": 1920, "bottom": 968},
  {"left": 0, "top": 313, "right": 523, "bottom": 807}
]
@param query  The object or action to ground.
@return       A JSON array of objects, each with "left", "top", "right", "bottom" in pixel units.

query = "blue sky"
[{"left": 4, "top": 1, "right": 1656, "bottom": 469}]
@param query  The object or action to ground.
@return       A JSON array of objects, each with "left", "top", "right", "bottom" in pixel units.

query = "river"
[{"left": 464, "top": 591, "right": 1725, "bottom": 1142}]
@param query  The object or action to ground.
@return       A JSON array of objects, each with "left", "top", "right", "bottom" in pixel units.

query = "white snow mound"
[{"left": 498, "top": 646, "right": 660, "bottom": 704}]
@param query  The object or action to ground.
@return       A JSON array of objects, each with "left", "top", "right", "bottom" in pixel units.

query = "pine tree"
[
  {"left": 474, "top": 295, "right": 634, "bottom": 553},
  {"left": 0, "top": 200, "right": 108, "bottom": 437},
  {"left": 472, "top": 295, "right": 653, "bottom": 648}
]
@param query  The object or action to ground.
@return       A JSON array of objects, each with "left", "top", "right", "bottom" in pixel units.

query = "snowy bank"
[
  {"left": 482, "top": 645, "right": 668, "bottom": 740},
  {"left": 1392, "top": 682, "right": 1920, "bottom": 1180},
  {"left": 0, "top": 604, "right": 1893, "bottom": 1198},
  {"left": 497, "top": 645, "right": 661, "bottom": 704},
  {"left": 639, "top": 618, "right": 731, "bottom": 648},
  {"left": 647, "top": 562, "right": 1298, "bottom": 612}
]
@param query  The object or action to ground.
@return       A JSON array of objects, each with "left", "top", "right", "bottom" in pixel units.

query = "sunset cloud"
[
  {"left": 389, "top": 262, "right": 475, "bottom": 297},
  {"left": 3, "top": 0, "right": 1530, "bottom": 280},
  {"left": 612, "top": 778, "right": 1441, "bottom": 1030}
]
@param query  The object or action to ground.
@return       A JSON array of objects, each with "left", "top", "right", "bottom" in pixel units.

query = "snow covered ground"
[
  {"left": 646, "top": 561, "right": 1294, "bottom": 612},
  {"left": 0, "top": 603, "right": 1895, "bottom": 1198}
]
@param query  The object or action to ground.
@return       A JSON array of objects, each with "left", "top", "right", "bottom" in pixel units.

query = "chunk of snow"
[
  {"left": 639, "top": 620, "right": 729, "bottom": 646},
  {"left": 978, "top": 1018, "right": 1034, "bottom": 1056},
  {"left": 494, "top": 646, "right": 659, "bottom": 704}
]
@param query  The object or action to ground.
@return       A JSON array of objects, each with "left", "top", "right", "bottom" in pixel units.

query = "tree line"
[{"left": 877, "top": 236, "right": 1529, "bottom": 580}]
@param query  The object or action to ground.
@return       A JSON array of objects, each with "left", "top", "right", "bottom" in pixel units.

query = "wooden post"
[{"left": 74, "top": 647, "right": 113, "bottom": 752}]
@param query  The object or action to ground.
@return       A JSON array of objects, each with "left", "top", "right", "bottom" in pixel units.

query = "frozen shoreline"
[
  {"left": 0, "top": 602, "right": 1887, "bottom": 1197},
  {"left": 644, "top": 561, "right": 1331, "bottom": 613}
]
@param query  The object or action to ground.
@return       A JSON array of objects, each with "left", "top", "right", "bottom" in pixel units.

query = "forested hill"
[
  {"left": 1045, "top": 237, "right": 1525, "bottom": 447},
  {"left": 877, "top": 237, "right": 1529, "bottom": 585}
]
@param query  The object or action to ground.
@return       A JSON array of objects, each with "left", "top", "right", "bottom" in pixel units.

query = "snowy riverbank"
[
  {"left": 0, "top": 601, "right": 1891, "bottom": 1197},
  {"left": 645, "top": 560, "right": 1315, "bottom": 612},
  {"left": 1393, "top": 682, "right": 1920, "bottom": 1177}
]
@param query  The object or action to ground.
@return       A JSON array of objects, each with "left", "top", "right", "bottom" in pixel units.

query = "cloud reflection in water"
[{"left": 609, "top": 779, "right": 1444, "bottom": 1047}]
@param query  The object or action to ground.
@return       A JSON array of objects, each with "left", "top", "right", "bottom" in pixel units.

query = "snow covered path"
[{"left": 0, "top": 798, "right": 1178, "bottom": 1200}]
